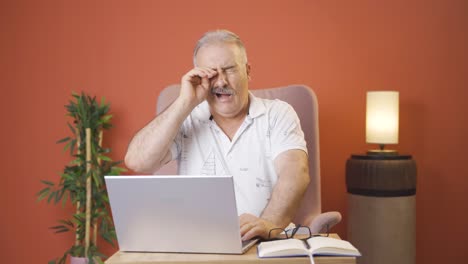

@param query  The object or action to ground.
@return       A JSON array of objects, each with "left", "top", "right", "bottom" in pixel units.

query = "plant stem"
[
  {"left": 93, "top": 130, "right": 104, "bottom": 247},
  {"left": 75, "top": 129, "right": 81, "bottom": 247},
  {"left": 85, "top": 128, "right": 92, "bottom": 258}
]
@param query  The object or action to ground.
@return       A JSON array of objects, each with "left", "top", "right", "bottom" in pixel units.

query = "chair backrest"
[{"left": 155, "top": 84, "right": 321, "bottom": 226}]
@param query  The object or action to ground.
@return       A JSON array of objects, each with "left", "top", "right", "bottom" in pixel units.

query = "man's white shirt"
[{"left": 170, "top": 92, "right": 307, "bottom": 216}]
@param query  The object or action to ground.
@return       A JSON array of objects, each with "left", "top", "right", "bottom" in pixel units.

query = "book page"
[
  {"left": 258, "top": 239, "right": 309, "bottom": 257},
  {"left": 306, "top": 236, "right": 360, "bottom": 256}
]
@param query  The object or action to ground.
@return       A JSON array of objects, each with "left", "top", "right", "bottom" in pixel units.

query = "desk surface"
[{"left": 105, "top": 234, "right": 356, "bottom": 264}]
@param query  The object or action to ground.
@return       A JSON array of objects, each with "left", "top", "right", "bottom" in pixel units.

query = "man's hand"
[
  {"left": 239, "top": 213, "right": 284, "bottom": 241},
  {"left": 180, "top": 67, "right": 218, "bottom": 108},
  {"left": 124, "top": 67, "right": 217, "bottom": 173}
]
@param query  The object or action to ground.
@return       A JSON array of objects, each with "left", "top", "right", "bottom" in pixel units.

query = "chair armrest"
[{"left": 308, "top": 211, "right": 342, "bottom": 233}]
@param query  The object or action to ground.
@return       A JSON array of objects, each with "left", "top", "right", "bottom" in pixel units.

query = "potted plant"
[{"left": 37, "top": 92, "right": 125, "bottom": 264}]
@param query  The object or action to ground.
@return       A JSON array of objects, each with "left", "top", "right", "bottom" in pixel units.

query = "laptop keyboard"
[
  {"left": 242, "top": 240, "right": 251, "bottom": 247},
  {"left": 241, "top": 238, "right": 260, "bottom": 251}
]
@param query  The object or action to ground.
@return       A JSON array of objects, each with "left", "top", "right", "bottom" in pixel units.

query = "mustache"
[{"left": 211, "top": 87, "right": 236, "bottom": 95}]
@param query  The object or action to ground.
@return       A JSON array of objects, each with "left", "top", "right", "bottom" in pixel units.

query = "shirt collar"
[
  {"left": 247, "top": 91, "right": 266, "bottom": 119},
  {"left": 193, "top": 91, "right": 266, "bottom": 121}
]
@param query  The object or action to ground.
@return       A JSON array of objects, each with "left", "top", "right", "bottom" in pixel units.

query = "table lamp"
[
  {"left": 346, "top": 90, "right": 417, "bottom": 264},
  {"left": 366, "top": 91, "right": 399, "bottom": 155}
]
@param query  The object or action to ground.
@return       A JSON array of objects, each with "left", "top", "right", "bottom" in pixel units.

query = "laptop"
[{"left": 104, "top": 175, "right": 258, "bottom": 254}]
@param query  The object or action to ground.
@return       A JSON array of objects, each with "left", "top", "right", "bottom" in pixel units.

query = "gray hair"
[{"left": 193, "top": 30, "right": 248, "bottom": 66}]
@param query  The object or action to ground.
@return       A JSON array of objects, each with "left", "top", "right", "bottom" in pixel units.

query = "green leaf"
[
  {"left": 50, "top": 225, "right": 66, "bottom": 230},
  {"left": 100, "top": 114, "right": 113, "bottom": 124},
  {"left": 100, "top": 148, "right": 111, "bottom": 154},
  {"left": 59, "top": 253, "right": 67, "bottom": 264},
  {"left": 53, "top": 189, "right": 63, "bottom": 204},
  {"left": 99, "top": 155, "right": 112, "bottom": 162},
  {"left": 54, "top": 228, "right": 70, "bottom": 234},
  {"left": 74, "top": 212, "right": 86, "bottom": 222},
  {"left": 49, "top": 224, "right": 70, "bottom": 233},
  {"left": 100, "top": 96, "right": 106, "bottom": 107},
  {"left": 67, "top": 122, "right": 76, "bottom": 135},
  {"left": 47, "top": 191, "right": 56, "bottom": 203},
  {"left": 59, "top": 219, "right": 74, "bottom": 227},
  {"left": 61, "top": 190, "right": 68, "bottom": 208},
  {"left": 92, "top": 173, "right": 101, "bottom": 188},
  {"left": 110, "top": 160, "right": 123, "bottom": 166},
  {"left": 56, "top": 137, "right": 70, "bottom": 144},
  {"left": 37, "top": 187, "right": 51, "bottom": 201},
  {"left": 41, "top": 180, "right": 55, "bottom": 186},
  {"left": 70, "top": 158, "right": 82, "bottom": 165},
  {"left": 70, "top": 139, "right": 77, "bottom": 155},
  {"left": 63, "top": 140, "right": 72, "bottom": 153},
  {"left": 110, "top": 167, "right": 126, "bottom": 175},
  {"left": 101, "top": 231, "right": 116, "bottom": 246}
]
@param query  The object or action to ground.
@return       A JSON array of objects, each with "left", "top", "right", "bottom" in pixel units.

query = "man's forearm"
[
  {"left": 124, "top": 97, "right": 194, "bottom": 173},
  {"left": 261, "top": 150, "right": 310, "bottom": 228}
]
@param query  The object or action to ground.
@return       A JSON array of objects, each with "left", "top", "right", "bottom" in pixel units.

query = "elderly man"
[{"left": 125, "top": 30, "right": 310, "bottom": 241}]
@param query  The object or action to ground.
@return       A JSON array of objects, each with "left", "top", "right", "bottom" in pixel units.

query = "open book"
[{"left": 257, "top": 236, "right": 361, "bottom": 258}]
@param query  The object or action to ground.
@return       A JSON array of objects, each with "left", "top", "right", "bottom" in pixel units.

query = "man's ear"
[{"left": 246, "top": 63, "right": 251, "bottom": 80}]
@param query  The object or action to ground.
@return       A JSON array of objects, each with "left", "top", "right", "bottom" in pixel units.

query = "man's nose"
[{"left": 213, "top": 70, "right": 228, "bottom": 87}]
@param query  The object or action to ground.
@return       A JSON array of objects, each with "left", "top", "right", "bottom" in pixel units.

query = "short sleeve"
[{"left": 268, "top": 100, "right": 308, "bottom": 160}]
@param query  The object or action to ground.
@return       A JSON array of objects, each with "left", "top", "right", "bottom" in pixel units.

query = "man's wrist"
[
  {"left": 174, "top": 96, "right": 198, "bottom": 114},
  {"left": 260, "top": 214, "right": 290, "bottom": 229}
]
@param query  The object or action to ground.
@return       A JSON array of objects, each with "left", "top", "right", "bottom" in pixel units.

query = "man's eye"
[{"left": 225, "top": 68, "right": 237, "bottom": 74}]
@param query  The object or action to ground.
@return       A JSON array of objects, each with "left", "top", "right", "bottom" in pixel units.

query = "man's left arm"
[{"left": 240, "top": 149, "right": 310, "bottom": 240}]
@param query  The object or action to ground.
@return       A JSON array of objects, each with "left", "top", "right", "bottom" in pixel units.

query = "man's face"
[{"left": 195, "top": 42, "right": 250, "bottom": 119}]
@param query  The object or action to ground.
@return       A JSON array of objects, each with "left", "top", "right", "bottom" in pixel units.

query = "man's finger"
[
  {"left": 242, "top": 225, "right": 264, "bottom": 241},
  {"left": 183, "top": 68, "right": 211, "bottom": 81},
  {"left": 239, "top": 222, "right": 252, "bottom": 236},
  {"left": 201, "top": 75, "right": 210, "bottom": 90}
]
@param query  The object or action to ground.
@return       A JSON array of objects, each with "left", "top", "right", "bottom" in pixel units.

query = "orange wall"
[{"left": 2, "top": 0, "right": 467, "bottom": 263}]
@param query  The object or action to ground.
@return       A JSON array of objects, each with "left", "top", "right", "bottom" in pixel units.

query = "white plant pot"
[{"left": 70, "top": 256, "right": 88, "bottom": 264}]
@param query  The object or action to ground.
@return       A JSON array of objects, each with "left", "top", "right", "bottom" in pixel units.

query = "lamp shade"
[{"left": 366, "top": 91, "right": 399, "bottom": 144}]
